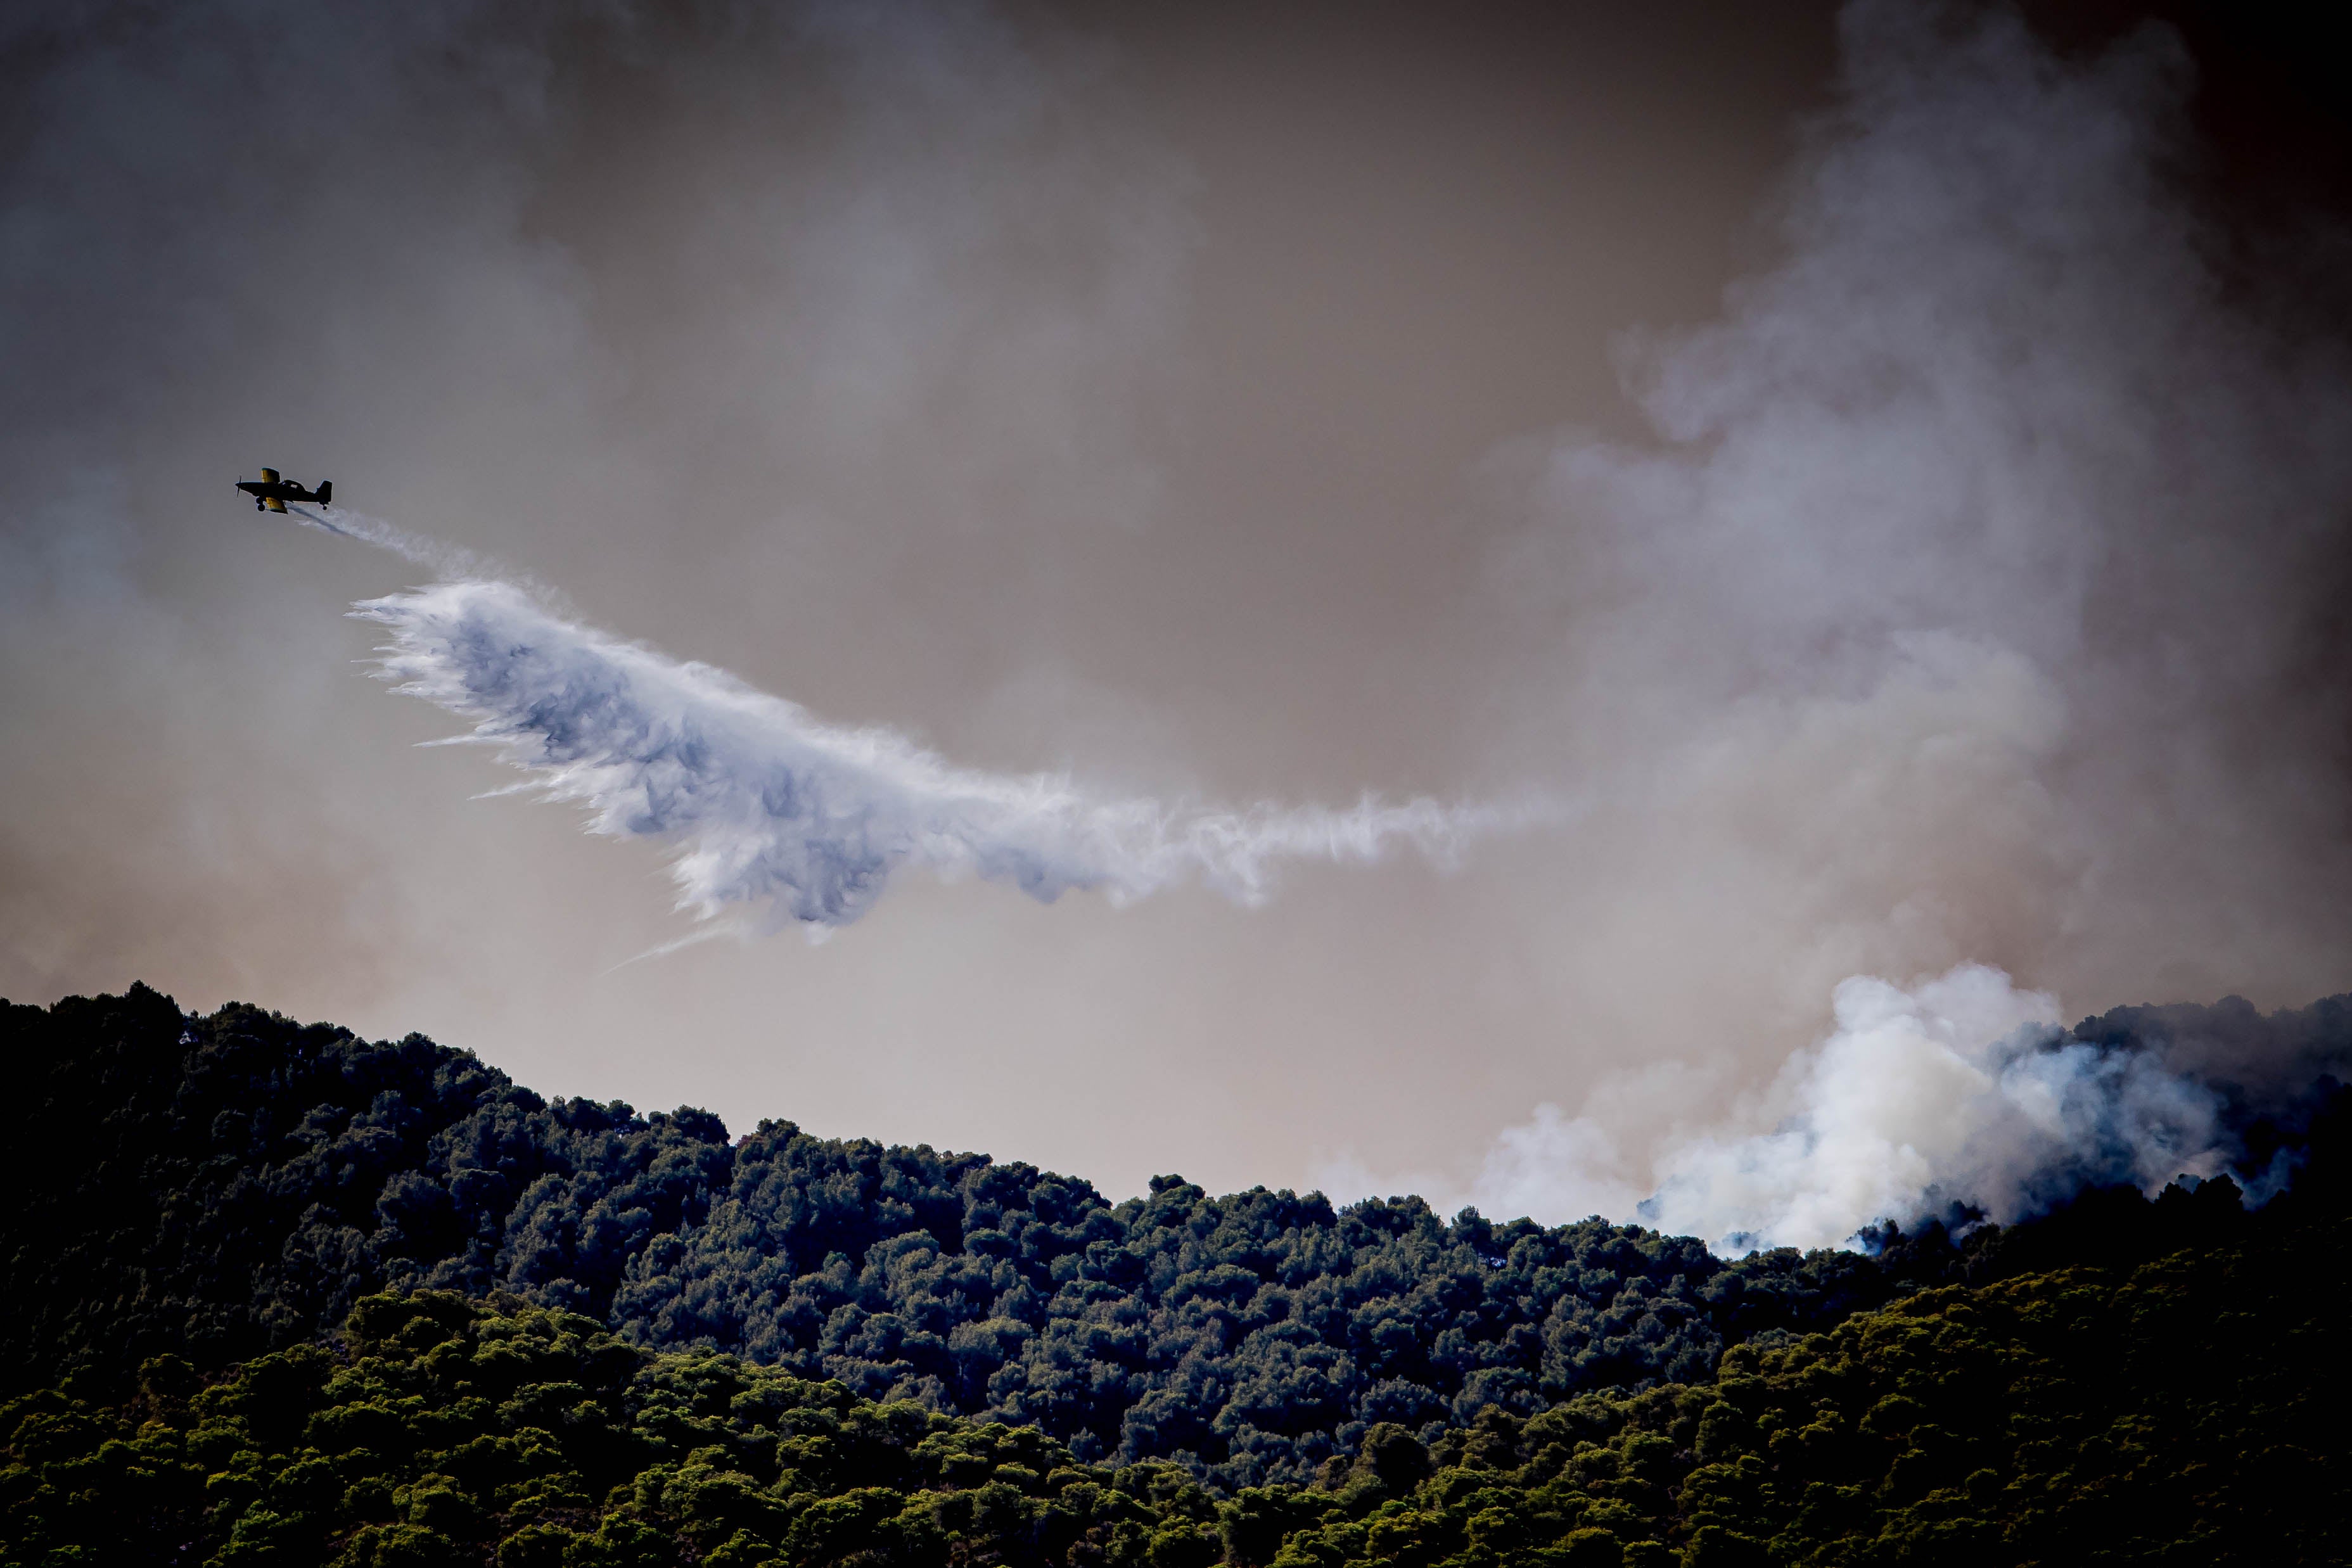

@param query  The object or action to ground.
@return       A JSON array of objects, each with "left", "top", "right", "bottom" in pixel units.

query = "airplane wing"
[
  {"left": 265, "top": 497, "right": 286, "bottom": 513},
  {"left": 259, "top": 467, "right": 280, "bottom": 482}
]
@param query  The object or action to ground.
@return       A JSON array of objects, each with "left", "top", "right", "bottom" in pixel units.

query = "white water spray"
[
  {"left": 291, "top": 505, "right": 506, "bottom": 582},
  {"left": 301, "top": 518, "right": 1528, "bottom": 929}
]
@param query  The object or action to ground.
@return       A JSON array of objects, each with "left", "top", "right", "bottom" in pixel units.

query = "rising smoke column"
[
  {"left": 1635, "top": 965, "right": 2240, "bottom": 1251},
  {"left": 1329, "top": 1, "right": 2352, "bottom": 1242},
  {"left": 356, "top": 576, "right": 1511, "bottom": 928},
  {"left": 1363, "top": 962, "right": 2298, "bottom": 1254}
]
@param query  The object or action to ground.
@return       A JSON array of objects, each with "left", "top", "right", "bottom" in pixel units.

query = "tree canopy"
[
  {"left": 3, "top": 988, "right": 1973, "bottom": 1488},
  {"left": 6, "top": 1201, "right": 2343, "bottom": 1566},
  {"left": 6, "top": 984, "right": 2349, "bottom": 1560}
]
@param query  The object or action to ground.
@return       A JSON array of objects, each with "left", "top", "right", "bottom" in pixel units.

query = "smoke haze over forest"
[{"left": 6, "top": 0, "right": 2352, "bottom": 1243}]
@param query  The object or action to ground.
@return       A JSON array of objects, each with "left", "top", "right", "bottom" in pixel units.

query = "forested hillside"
[
  {"left": 6, "top": 985, "right": 2349, "bottom": 1562},
  {"left": 6, "top": 1193, "right": 2344, "bottom": 1566},
  {"left": 0, "top": 988, "right": 2007, "bottom": 1489}
]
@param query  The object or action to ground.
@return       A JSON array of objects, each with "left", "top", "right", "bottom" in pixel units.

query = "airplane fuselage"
[{"left": 234, "top": 468, "right": 329, "bottom": 512}]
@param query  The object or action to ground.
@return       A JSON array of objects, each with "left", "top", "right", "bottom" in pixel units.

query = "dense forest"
[
  {"left": 3, "top": 985, "right": 2348, "bottom": 1565},
  {"left": 6, "top": 1183, "right": 2343, "bottom": 1565},
  {"left": 0, "top": 988, "right": 1988, "bottom": 1489}
]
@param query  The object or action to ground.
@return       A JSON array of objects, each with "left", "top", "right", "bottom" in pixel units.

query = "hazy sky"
[{"left": 6, "top": 0, "right": 2350, "bottom": 1227}]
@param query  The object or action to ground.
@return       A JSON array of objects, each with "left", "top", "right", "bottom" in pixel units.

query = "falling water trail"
[
  {"left": 290, "top": 504, "right": 509, "bottom": 583},
  {"left": 295, "top": 507, "right": 1552, "bottom": 932}
]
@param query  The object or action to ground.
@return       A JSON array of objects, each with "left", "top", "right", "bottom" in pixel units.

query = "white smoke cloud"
[
  {"left": 1484, "top": 0, "right": 2352, "bottom": 1030},
  {"left": 1321, "top": 2, "right": 2352, "bottom": 1245},
  {"left": 1460, "top": 1104, "right": 1644, "bottom": 1232},
  {"left": 1636, "top": 964, "right": 2230, "bottom": 1251},
  {"left": 1326, "top": 964, "right": 2240, "bottom": 1253},
  {"left": 355, "top": 575, "right": 1520, "bottom": 928}
]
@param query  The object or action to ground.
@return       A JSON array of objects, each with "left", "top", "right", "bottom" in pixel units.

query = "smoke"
[
  {"left": 1338, "top": 962, "right": 2325, "bottom": 1253},
  {"left": 1326, "top": 1, "right": 2352, "bottom": 1237},
  {"left": 1637, "top": 964, "right": 2235, "bottom": 1251},
  {"left": 1504, "top": 1, "right": 2352, "bottom": 1002},
  {"left": 10, "top": 0, "right": 2352, "bottom": 1207},
  {"left": 355, "top": 573, "right": 1520, "bottom": 928}
]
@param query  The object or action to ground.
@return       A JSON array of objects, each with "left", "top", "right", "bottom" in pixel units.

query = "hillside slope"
[
  {"left": 4, "top": 988, "right": 1959, "bottom": 1488},
  {"left": 6, "top": 1204, "right": 2344, "bottom": 1566}
]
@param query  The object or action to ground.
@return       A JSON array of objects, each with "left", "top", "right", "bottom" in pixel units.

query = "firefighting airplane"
[{"left": 234, "top": 468, "right": 332, "bottom": 512}]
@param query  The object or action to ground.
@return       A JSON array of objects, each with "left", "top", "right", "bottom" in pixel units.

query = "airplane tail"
[{"left": 317, "top": 480, "right": 332, "bottom": 506}]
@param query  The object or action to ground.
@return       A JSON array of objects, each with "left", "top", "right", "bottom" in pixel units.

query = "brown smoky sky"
[{"left": 4, "top": 0, "right": 2351, "bottom": 1214}]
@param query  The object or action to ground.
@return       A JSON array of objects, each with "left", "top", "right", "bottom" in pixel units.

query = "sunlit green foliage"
[
  {"left": 0, "top": 1291, "right": 1230, "bottom": 1568},
  {"left": 7, "top": 1208, "right": 2344, "bottom": 1567}
]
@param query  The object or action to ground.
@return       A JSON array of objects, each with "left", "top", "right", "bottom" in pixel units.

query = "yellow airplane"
[{"left": 234, "top": 468, "right": 331, "bottom": 512}]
